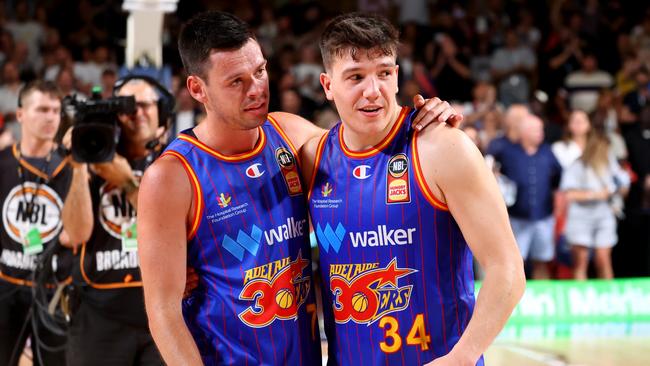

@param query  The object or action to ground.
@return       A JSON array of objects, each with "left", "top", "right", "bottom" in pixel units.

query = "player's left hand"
[{"left": 412, "top": 95, "right": 463, "bottom": 130}]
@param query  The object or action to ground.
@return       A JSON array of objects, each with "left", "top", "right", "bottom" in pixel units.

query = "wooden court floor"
[
  {"left": 319, "top": 336, "right": 650, "bottom": 365},
  {"left": 485, "top": 338, "right": 650, "bottom": 366}
]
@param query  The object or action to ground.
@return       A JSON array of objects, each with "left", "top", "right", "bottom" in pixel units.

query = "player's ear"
[
  {"left": 320, "top": 72, "right": 334, "bottom": 101},
  {"left": 187, "top": 75, "right": 208, "bottom": 105}
]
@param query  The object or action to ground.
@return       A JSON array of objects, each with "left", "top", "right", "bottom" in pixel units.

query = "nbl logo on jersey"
[
  {"left": 2, "top": 183, "right": 63, "bottom": 244},
  {"left": 329, "top": 258, "right": 416, "bottom": 325},
  {"left": 386, "top": 153, "right": 411, "bottom": 204},
  {"left": 238, "top": 251, "right": 311, "bottom": 327}
]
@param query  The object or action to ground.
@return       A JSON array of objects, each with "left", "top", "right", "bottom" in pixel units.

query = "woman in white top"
[
  {"left": 560, "top": 130, "right": 630, "bottom": 280},
  {"left": 551, "top": 110, "right": 591, "bottom": 169}
]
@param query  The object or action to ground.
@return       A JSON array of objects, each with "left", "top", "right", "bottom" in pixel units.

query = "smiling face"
[
  {"left": 187, "top": 39, "right": 269, "bottom": 130},
  {"left": 116, "top": 80, "right": 160, "bottom": 146},
  {"left": 320, "top": 48, "right": 400, "bottom": 137}
]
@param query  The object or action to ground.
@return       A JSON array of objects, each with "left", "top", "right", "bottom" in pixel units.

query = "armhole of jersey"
[
  {"left": 267, "top": 114, "right": 302, "bottom": 169},
  {"left": 306, "top": 133, "right": 328, "bottom": 201},
  {"left": 161, "top": 150, "right": 204, "bottom": 241},
  {"left": 411, "top": 130, "right": 449, "bottom": 211},
  {"left": 79, "top": 241, "right": 143, "bottom": 289}
]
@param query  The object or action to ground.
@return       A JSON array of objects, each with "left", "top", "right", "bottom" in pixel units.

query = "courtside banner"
[{"left": 477, "top": 279, "right": 650, "bottom": 339}]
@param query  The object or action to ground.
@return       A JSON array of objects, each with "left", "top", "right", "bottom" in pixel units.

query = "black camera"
[{"left": 65, "top": 92, "right": 136, "bottom": 163}]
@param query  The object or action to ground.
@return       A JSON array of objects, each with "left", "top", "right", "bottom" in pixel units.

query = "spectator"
[
  {"left": 493, "top": 114, "right": 562, "bottom": 279},
  {"left": 561, "top": 130, "right": 630, "bottom": 279},
  {"left": 490, "top": 28, "right": 537, "bottom": 107},
  {"left": 563, "top": 52, "right": 614, "bottom": 114},
  {"left": 552, "top": 109, "right": 590, "bottom": 169},
  {"left": 429, "top": 33, "right": 472, "bottom": 102},
  {"left": 0, "top": 61, "right": 24, "bottom": 121}
]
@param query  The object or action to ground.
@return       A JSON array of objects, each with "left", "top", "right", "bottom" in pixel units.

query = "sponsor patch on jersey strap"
[
  {"left": 386, "top": 153, "right": 411, "bottom": 204},
  {"left": 329, "top": 258, "right": 416, "bottom": 324},
  {"left": 239, "top": 250, "right": 311, "bottom": 328},
  {"left": 275, "top": 147, "right": 303, "bottom": 196}
]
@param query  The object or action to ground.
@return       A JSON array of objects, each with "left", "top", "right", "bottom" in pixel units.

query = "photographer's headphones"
[{"left": 113, "top": 74, "right": 175, "bottom": 129}]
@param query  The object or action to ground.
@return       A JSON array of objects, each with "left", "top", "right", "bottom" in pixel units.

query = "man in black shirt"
[{"left": 0, "top": 80, "right": 92, "bottom": 366}]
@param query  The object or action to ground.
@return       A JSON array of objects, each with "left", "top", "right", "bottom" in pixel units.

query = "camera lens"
[{"left": 71, "top": 123, "right": 116, "bottom": 163}]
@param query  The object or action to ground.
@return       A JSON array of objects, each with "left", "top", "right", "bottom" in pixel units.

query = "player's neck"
[
  {"left": 342, "top": 106, "right": 402, "bottom": 151},
  {"left": 194, "top": 120, "right": 260, "bottom": 156},
  {"left": 19, "top": 135, "right": 54, "bottom": 158}
]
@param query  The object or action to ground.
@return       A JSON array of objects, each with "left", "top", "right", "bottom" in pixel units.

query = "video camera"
[{"left": 65, "top": 90, "right": 136, "bottom": 163}]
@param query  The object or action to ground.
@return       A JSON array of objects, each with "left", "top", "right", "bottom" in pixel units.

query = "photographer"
[
  {"left": 66, "top": 75, "right": 172, "bottom": 366},
  {"left": 0, "top": 80, "right": 92, "bottom": 366}
]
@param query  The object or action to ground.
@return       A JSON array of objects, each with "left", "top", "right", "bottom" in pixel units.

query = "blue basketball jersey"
[
  {"left": 308, "top": 107, "right": 483, "bottom": 366},
  {"left": 163, "top": 117, "right": 321, "bottom": 366}
]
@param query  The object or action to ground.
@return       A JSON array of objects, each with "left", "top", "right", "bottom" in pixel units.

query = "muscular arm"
[
  {"left": 138, "top": 156, "right": 203, "bottom": 365},
  {"left": 61, "top": 163, "right": 93, "bottom": 247},
  {"left": 418, "top": 126, "right": 525, "bottom": 365}
]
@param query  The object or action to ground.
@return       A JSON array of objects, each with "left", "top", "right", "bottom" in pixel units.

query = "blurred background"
[{"left": 1, "top": 0, "right": 649, "bottom": 365}]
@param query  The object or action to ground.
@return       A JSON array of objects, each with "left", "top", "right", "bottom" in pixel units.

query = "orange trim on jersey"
[
  {"left": 177, "top": 128, "right": 266, "bottom": 162},
  {"left": 12, "top": 144, "right": 67, "bottom": 180},
  {"left": 79, "top": 241, "right": 143, "bottom": 289},
  {"left": 267, "top": 115, "right": 302, "bottom": 169},
  {"left": 338, "top": 106, "right": 409, "bottom": 159},
  {"left": 161, "top": 151, "right": 204, "bottom": 241},
  {"left": 0, "top": 272, "right": 72, "bottom": 288},
  {"left": 412, "top": 130, "right": 449, "bottom": 211},
  {"left": 306, "top": 133, "right": 329, "bottom": 201}
]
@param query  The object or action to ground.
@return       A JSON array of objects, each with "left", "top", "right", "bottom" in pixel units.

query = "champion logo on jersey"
[
  {"left": 353, "top": 165, "right": 372, "bottom": 180},
  {"left": 245, "top": 163, "right": 265, "bottom": 178},
  {"left": 217, "top": 193, "right": 232, "bottom": 208}
]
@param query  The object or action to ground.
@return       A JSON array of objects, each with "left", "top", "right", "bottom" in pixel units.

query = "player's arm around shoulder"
[
  {"left": 417, "top": 125, "right": 526, "bottom": 366},
  {"left": 269, "top": 111, "right": 326, "bottom": 152},
  {"left": 137, "top": 155, "right": 204, "bottom": 365}
]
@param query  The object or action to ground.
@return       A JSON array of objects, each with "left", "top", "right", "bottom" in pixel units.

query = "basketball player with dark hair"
[{"left": 301, "top": 13, "right": 526, "bottom": 365}]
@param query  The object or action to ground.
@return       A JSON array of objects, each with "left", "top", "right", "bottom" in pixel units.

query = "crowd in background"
[{"left": 0, "top": 0, "right": 649, "bottom": 280}]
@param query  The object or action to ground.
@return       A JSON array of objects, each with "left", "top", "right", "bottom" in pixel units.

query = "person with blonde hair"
[{"left": 560, "top": 124, "right": 630, "bottom": 280}]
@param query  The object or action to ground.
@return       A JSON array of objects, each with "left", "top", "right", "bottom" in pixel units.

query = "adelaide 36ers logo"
[
  {"left": 238, "top": 251, "right": 311, "bottom": 327},
  {"left": 99, "top": 172, "right": 142, "bottom": 239},
  {"left": 329, "top": 258, "right": 416, "bottom": 324},
  {"left": 2, "top": 183, "right": 63, "bottom": 243},
  {"left": 275, "top": 147, "right": 303, "bottom": 196}
]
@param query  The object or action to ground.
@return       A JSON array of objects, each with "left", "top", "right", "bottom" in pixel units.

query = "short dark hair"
[
  {"left": 18, "top": 80, "right": 62, "bottom": 108},
  {"left": 319, "top": 13, "right": 399, "bottom": 71},
  {"left": 178, "top": 11, "right": 255, "bottom": 79}
]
